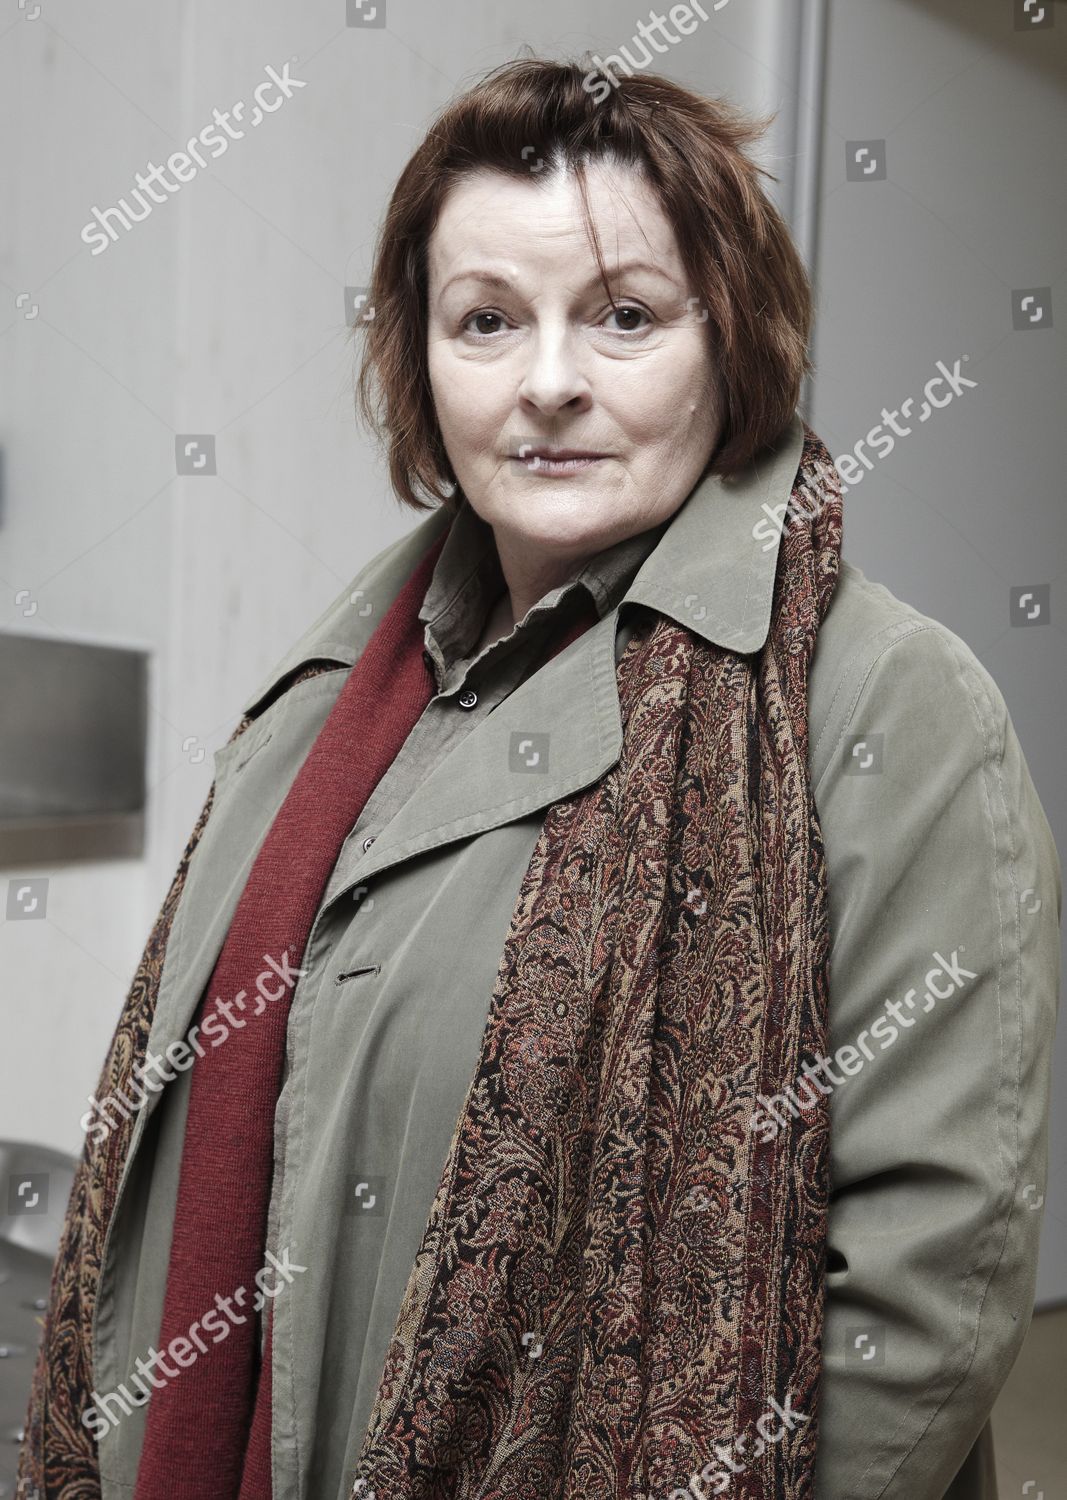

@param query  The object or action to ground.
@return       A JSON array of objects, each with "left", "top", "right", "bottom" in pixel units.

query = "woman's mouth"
[{"left": 512, "top": 448, "right": 609, "bottom": 475}]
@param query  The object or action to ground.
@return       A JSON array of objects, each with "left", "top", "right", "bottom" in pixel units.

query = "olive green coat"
[{"left": 76, "top": 415, "right": 1062, "bottom": 1498}]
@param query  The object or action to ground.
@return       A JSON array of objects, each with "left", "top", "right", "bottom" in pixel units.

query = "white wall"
[
  {"left": 0, "top": 0, "right": 181, "bottom": 1151},
  {"left": 807, "top": 0, "right": 1067, "bottom": 1307}
]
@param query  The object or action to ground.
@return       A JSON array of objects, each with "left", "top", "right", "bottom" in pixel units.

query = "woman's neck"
[{"left": 470, "top": 587, "right": 515, "bottom": 657}]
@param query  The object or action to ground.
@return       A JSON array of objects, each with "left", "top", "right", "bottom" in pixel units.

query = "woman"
[{"left": 19, "top": 57, "right": 1060, "bottom": 1500}]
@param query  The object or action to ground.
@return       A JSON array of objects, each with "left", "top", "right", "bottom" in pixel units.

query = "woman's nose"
[{"left": 516, "top": 332, "right": 592, "bottom": 414}]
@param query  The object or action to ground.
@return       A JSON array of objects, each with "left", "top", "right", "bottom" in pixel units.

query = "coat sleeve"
[{"left": 809, "top": 619, "right": 1061, "bottom": 1498}]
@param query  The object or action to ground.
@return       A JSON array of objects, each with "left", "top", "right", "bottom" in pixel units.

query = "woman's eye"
[
  {"left": 602, "top": 304, "right": 652, "bottom": 333},
  {"left": 462, "top": 310, "right": 508, "bottom": 336}
]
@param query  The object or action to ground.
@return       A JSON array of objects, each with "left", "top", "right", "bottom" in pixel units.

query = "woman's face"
[{"left": 425, "top": 160, "right": 722, "bottom": 582}]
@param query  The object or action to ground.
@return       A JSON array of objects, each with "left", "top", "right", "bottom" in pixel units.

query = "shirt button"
[
  {"left": 458, "top": 688, "right": 478, "bottom": 710},
  {"left": 362, "top": 835, "right": 376, "bottom": 852}
]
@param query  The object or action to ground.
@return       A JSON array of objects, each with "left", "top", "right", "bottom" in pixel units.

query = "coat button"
[
  {"left": 458, "top": 688, "right": 478, "bottom": 710},
  {"left": 362, "top": 835, "right": 376, "bottom": 852}
]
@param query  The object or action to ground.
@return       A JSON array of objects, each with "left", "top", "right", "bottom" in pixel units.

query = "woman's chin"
[
  {"left": 503, "top": 515, "right": 614, "bottom": 560},
  {"left": 485, "top": 484, "right": 627, "bottom": 546}
]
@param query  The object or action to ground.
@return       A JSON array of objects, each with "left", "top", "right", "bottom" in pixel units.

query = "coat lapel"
[{"left": 327, "top": 603, "right": 623, "bottom": 895}]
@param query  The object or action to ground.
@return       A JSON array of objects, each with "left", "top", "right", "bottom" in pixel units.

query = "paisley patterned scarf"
[{"left": 20, "top": 424, "right": 842, "bottom": 1500}]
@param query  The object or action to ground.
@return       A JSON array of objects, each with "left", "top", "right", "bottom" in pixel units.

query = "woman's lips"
[{"left": 513, "top": 451, "right": 608, "bottom": 475}]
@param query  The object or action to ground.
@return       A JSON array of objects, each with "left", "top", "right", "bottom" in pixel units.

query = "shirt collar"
[
  {"left": 238, "top": 413, "right": 804, "bottom": 718},
  {"left": 416, "top": 494, "right": 674, "bottom": 678}
]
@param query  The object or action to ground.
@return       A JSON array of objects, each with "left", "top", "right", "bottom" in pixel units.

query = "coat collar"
[{"left": 240, "top": 412, "right": 804, "bottom": 721}]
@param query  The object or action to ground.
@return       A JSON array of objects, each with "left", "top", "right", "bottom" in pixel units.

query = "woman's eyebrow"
[{"left": 437, "top": 260, "right": 683, "bottom": 298}]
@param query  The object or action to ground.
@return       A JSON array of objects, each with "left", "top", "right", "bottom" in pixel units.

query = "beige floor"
[{"left": 991, "top": 1303, "right": 1066, "bottom": 1496}]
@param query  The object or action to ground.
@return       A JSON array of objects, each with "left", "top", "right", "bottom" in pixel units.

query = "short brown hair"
[{"left": 354, "top": 56, "right": 813, "bottom": 512}]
